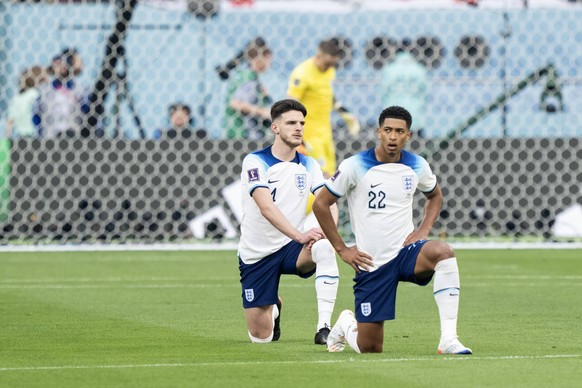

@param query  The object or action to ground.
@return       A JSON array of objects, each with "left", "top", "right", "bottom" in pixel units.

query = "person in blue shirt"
[{"left": 33, "top": 48, "right": 90, "bottom": 138}]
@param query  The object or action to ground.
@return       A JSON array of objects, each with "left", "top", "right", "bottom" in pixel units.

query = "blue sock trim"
[
  {"left": 315, "top": 275, "right": 340, "bottom": 280},
  {"left": 433, "top": 287, "right": 460, "bottom": 296}
]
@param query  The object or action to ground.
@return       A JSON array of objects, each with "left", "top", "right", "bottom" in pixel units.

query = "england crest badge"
[
  {"left": 295, "top": 174, "right": 307, "bottom": 191},
  {"left": 245, "top": 288, "right": 254, "bottom": 302},
  {"left": 402, "top": 175, "right": 414, "bottom": 193},
  {"left": 361, "top": 302, "right": 372, "bottom": 317}
]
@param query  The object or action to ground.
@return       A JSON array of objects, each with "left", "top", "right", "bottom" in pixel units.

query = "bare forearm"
[
  {"left": 260, "top": 205, "right": 302, "bottom": 242},
  {"left": 330, "top": 203, "right": 339, "bottom": 226},
  {"left": 230, "top": 100, "right": 266, "bottom": 117},
  {"left": 418, "top": 194, "right": 442, "bottom": 235}
]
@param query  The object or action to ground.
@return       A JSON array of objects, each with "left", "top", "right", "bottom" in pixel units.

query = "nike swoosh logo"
[
  {"left": 449, "top": 293, "right": 459, "bottom": 296},
  {"left": 323, "top": 281, "right": 337, "bottom": 285},
  {"left": 370, "top": 183, "right": 382, "bottom": 188},
  {"left": 268, "top": 179, "right": 279, "bottom": 183}
]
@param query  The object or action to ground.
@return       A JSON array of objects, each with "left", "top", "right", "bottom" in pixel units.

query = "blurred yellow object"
[
  {"left": 339, "top": 111, "right": 360, "bottom": 135},
  {"left": 306, "top": 192, "right": 315, "bottom": 214}
]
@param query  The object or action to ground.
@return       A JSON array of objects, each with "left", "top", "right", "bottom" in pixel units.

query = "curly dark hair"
[{"left": 378, "top": 106, "right": 412, "bottom": 129}]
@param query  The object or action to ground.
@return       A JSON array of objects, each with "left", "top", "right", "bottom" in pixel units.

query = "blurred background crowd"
[{"left": 0, "top": 0, "right": 580, "bottom": 243}]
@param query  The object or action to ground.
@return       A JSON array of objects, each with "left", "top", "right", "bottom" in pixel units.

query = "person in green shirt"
[
  {"left": 224, "top": 44, "right": 273, "bottom": 139},
  {"left": 6, "top": 66, "right": 48, "bottom": 138}
]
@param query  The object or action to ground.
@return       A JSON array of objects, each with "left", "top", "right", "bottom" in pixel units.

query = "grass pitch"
[{"left": 0, "top": 248, "right": 580, "bottom": 387}]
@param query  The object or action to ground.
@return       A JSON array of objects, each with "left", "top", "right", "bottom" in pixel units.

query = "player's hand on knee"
[
  {"left": 298, "top": 228, "right": 324, "bottom": 245},
  {"left": 339, "top": 246, "right": 373, "bottom": 273}
]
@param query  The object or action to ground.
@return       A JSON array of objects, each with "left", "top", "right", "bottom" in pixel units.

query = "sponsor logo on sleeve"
[{"left": 247, "top": 168, "right": 260, "bottom": 182}]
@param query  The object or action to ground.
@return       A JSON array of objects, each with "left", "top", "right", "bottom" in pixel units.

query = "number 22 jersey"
[{"left": 324, "top": 148, "right": 437, "bottom": 271}]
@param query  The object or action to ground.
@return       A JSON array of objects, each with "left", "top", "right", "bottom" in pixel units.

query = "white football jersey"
[
  {"left": 325, "top": 148, "right": 437, "bottom": 271},
  {"left": 238, "top": 146, "right": 325, "bottom": 264}
]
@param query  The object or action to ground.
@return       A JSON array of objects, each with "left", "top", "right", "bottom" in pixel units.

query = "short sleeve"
[
  {"left": 241, "top": 154, "right": 269, "bottom": 196},
  {"left": 416, "top": 157, "right": 438, "bottom": 193},
  {"left": 324, "top": 157, "right": 357, "bottom": 198},
  {"left": 6, "top": 100, "right": 16, "bottom": 121},
  {"left": 306, "top": 157, "right": 325, "bottom": 193}
]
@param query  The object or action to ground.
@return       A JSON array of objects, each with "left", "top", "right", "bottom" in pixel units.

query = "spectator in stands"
[
  {"left": 224, "top": 44, "right": 273, "bottom": 140},
  {"left": 287, "top": 38, "right": 359, "bottom": 178},
  {"left": 6, "top": 66, "right": 49, "bottom": 138},
  {"left": 33, "top": 47, "right": 90, "bottom": 138},
  {"left": 381, "top": 39, "right": 429, "bottom": 138},
  {"left": 153, "top": 102, "right": 207, "bottom": 139}
]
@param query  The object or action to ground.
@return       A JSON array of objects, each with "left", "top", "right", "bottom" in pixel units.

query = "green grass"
[{"left": 0, "top": 249, "right": 581, "bottom": 387}]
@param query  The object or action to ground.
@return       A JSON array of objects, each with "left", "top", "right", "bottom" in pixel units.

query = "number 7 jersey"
[
  {"left": 238, "top": 146, "right": 325, "bottom": 264},
  {"left": 324, "top": 148, "right": 437, "bottom": 271}
]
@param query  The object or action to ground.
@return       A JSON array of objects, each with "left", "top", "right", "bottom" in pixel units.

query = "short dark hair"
[
  {"left": 55, "top": 47, "right": 79, "bottom": 66},
  {"left": 168, "top": 102, "right": 191, "bottom": 117},
  {"left": 246, "top": 45, "right": 272, "bottom": 60},
  {"left": 271, "top": 99, "right": 307, "bottom": 122},
  {"left": 19, "top": 66, "right": 47, "bottom": 93},
  {"left": 378, "top": 106, "right": 412, "bottom": 129},
  {"left": 318, "top": 39, "right": 341, "bottom": 57}
]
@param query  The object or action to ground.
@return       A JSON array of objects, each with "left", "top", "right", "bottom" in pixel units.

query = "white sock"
[
  {"left": 433, "top": 257, "right": 460, "bottom": 344},
  {"left": 249, "top": 331, "right": 273, "bottom": 343},
  {"left": 312, "top": 239, "right": 339, "bottom": 331},
  {"left": 341, "top": 311, "right": 361, "bottom": 353},
  {"left": 247, "top": 304, "right": 278, "bottom": 343},
  {"left": 344, "top": 323, "right": 360, "bottom": 354}
]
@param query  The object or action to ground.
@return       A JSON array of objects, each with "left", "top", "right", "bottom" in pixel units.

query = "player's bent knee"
[
  {"left": 359, "top": 342, "right": 383, "bottom": 353},
  {"left": 312, "top": 239, "right": 334, "bottom": 262},
  {"left": 312, "top": 239, "right": 338, "bottom": 273},
  {"left": 432, "top": 241, "right": 455, "bottom": 261}
]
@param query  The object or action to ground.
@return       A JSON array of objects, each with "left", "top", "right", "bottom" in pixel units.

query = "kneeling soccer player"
[
  {"left": 313, "top": 105, "right": 472, "bottom": 354},
  {"left": 238, "top": 99, "right": 340, "bottom": 345}
]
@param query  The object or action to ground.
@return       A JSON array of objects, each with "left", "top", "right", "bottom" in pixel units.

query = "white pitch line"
[
  {"left": 1, "top": 274, "right": 579, "bottom": 285},
  {"left": 0, "top": 273, "right": 580, "bottom": 290},
  {"left": 0, "top": 354, "right": 578, "bottom": 372},
  {"left": 473, "top": 275, "right": 582, "bottom": 280},
  {"left": 3, "top": 282, "right": 582, "bottom": 290},
  {"left": 0, "top": 284, "right": 231, "bottom": 289},
  {"left": 0, "top": 276, "right": 199, "bottom": 283}
]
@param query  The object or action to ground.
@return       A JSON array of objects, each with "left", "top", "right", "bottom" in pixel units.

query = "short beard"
[{"left": 280, "top": 134, "right": 301, "bottom": 149}]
